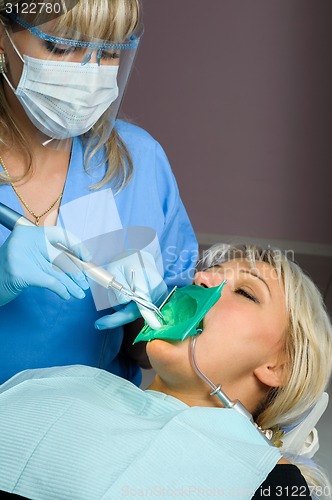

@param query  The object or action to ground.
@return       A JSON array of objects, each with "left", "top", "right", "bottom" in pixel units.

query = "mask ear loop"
[
  {"left": 189, "top": 333, "right": 273, "bottom": 444},
  {"left": 3, "top": 27, "right": 24, "bottom": 62},
  {"left": 0, "top": 26, "right": 24, "bottom": 92}
]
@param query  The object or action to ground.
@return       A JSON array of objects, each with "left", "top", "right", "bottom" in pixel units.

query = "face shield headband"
[{"left": 7, "top": 12, "right": 142, "bottom": 65}]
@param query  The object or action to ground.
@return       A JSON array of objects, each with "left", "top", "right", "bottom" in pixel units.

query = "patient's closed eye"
[{"left": 235, "top": 288, "right": 259, "bottom": 303}]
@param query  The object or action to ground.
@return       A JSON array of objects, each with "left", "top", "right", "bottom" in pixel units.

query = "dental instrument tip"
[{"left": 115, "top": 286, "right": 165, "bottom": 321}]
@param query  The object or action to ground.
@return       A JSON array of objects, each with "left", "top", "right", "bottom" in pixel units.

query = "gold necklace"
[{"left": 0, "top": 155, "right": 63, "bottom": 226}]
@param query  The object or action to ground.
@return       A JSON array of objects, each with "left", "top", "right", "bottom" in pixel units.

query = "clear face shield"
[{"left": 1, "top": 0, "right": 142, "bottom": 147}]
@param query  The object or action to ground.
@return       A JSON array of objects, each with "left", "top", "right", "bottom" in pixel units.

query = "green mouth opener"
[{"left": 133, "top": 281, "right": 226, "bottom": 344}]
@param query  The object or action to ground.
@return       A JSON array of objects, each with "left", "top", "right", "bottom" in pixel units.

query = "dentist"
[{"left": 0, "top": 0, "right": 197, "bottom": 385}]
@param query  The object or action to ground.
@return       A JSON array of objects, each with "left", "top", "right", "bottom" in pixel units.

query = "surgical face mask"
[{"left": 3, "top": 30, "right": 119, "bottom": 140}]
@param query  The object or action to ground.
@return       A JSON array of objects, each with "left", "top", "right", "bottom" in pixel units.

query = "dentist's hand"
[
  {"left": 0, "top": 226, "right": 90, "bottom": 306},
  {"left": 95, "top": 251, "right": 167, "bottom": 330}
]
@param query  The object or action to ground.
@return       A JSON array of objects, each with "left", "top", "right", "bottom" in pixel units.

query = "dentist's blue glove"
[
  {"left": 0, "top": 226, "right": 90, "bottom": 306},
  {"left": 95, "top": 251, "right": 168, "bottom": 330}
]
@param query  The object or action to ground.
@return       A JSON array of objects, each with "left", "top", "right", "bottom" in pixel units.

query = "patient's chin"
[{"left": 146, "top": 337, "right": 188, "bottom": 367}]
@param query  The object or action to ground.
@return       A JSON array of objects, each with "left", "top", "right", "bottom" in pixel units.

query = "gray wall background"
[{"left": 121, "top": 0, "right": 332, "bottom": 480}]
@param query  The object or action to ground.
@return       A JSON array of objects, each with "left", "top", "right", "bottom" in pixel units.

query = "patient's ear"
[{"left": 254, "top": 361, "right": 287, "bottom": 388}]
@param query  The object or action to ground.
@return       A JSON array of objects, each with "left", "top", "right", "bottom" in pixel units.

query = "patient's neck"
[{"left": 147, "top": 375, "right": 221, "bottom": 408}]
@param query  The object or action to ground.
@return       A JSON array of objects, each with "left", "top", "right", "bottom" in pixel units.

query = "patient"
[{"left": 0, "top": 243, "right": 331, "bottom": 500}]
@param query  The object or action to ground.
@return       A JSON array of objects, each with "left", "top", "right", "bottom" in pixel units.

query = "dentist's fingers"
[
  {"left": 45, "top": 227, "right": 92, "bottom": 263},
  {"left": 25, "top": 258, "right": 87, "bottom": 300},
  {"left": 95, "top": 302, "right": 140, "bottom": 330}
]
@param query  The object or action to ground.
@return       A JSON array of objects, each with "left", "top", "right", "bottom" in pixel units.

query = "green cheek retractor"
[{"left": 133, "top": 281, "right": 226, "bottom": 344}]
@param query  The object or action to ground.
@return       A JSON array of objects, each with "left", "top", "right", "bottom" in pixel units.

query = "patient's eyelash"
[{"left": 235, "top": 288, "right": 259, "bottom": 304}]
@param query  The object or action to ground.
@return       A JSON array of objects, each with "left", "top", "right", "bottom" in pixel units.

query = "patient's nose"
[{"left": 194, "top": 271, "right": 223, "bottom": 288}]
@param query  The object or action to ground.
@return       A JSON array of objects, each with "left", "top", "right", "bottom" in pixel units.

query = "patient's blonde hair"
[
  {"left": 0, "top": 0, "right": 141, "bottom": 191},
  {"left": 198, "top": 243, "right": 332, "bottom": 496}
]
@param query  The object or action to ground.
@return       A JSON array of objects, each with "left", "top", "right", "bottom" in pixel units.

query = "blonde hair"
[
  {"left": 0, "top": 0, "right": 141, "bottom": 192},
  {"left": 198, "top": 243, "right": 332, "bottom": 496}
]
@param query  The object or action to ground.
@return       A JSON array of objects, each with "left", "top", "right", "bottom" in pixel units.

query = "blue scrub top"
[{"left": 0, "top": 121, "right": 198, "bottom": 385}]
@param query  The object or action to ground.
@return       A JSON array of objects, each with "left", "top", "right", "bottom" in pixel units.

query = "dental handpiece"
[{"left": 0, "top": 202, "right": 164, "bottom": 320}]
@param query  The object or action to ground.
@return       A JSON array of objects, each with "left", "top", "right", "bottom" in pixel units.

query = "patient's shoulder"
[{"left": 252, "top": 463, "right": 310, "bottom": 498}]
